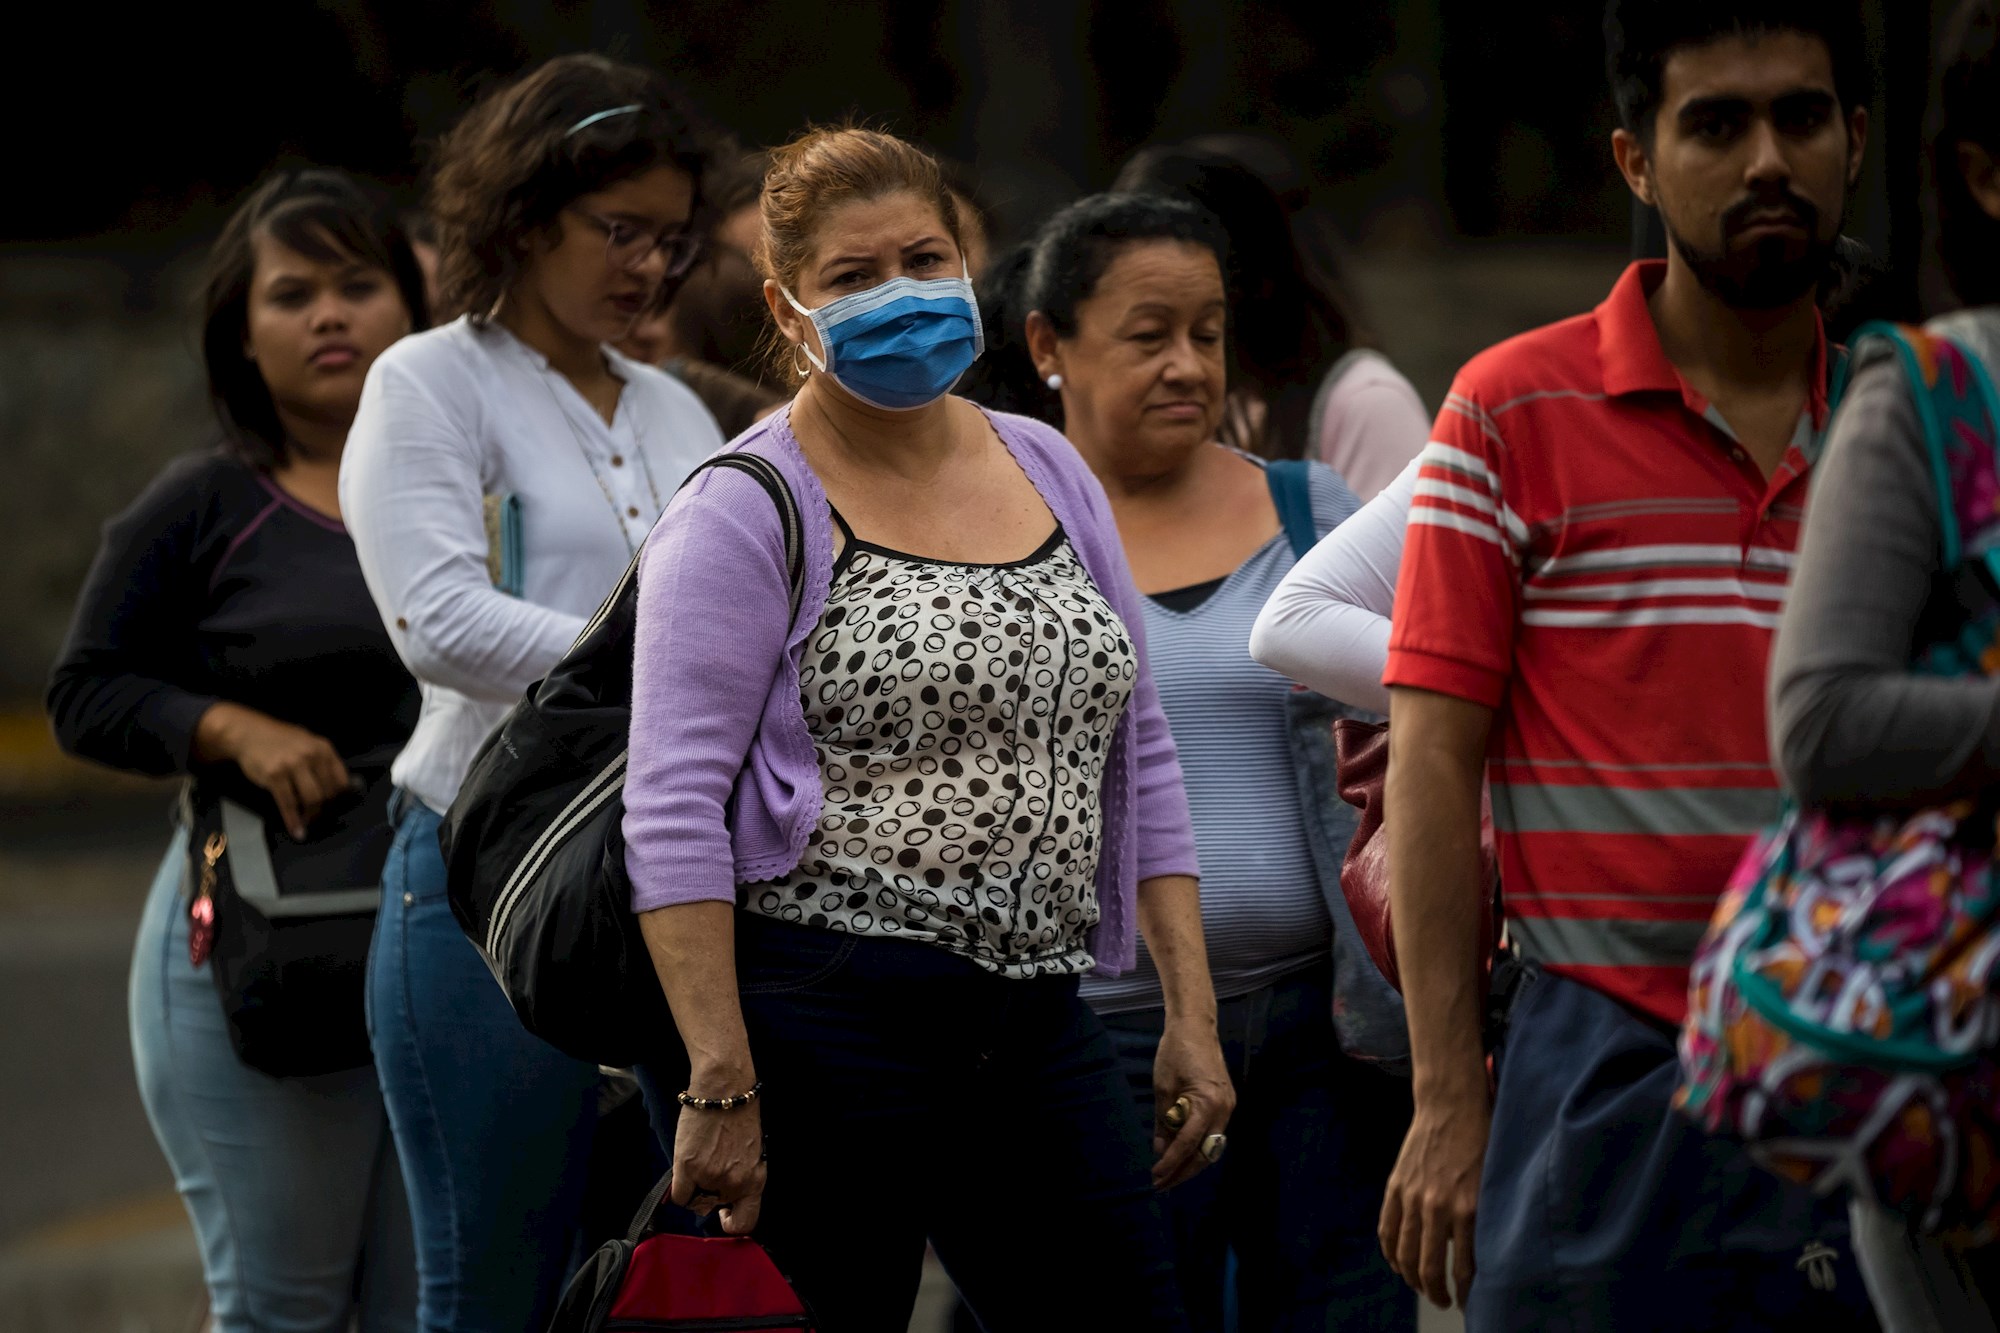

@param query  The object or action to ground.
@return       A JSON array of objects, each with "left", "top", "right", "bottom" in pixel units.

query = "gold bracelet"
[{"left": 677, "top": 1080, "right": 763, "bottom": 1111}]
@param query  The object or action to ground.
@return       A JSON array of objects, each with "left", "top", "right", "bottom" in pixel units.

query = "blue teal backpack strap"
[
  {"left": 1825, "top": 340, "right": 1853, "bottom": 415},
  {"left": 1265, "top": 459, "right": 1319, "bottom": 561}
]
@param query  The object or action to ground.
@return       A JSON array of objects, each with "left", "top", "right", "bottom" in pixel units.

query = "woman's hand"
[
  {"left": 668, "top": 1078, "right": 767, "bottom": 1236},
  {"left": 193, "top": 701, "right": 352, "bottom": 839},
  {"left": 1131, "top": 873, "right": 1234, "bottom": 1189},
  {"left": 1150, "top": 1015, "right": 1234, "bottom": 1189}
]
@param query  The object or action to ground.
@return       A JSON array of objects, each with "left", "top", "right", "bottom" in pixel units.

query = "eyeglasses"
[{"left": 570, "top": 209, "right": 704, "bottom": 278}]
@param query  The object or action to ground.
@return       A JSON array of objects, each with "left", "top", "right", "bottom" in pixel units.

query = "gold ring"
[
  {"left": 1164, "top": 1096, "right": 1191, "bottom": 1129},
  {"left": 1199, "top": 1132, "right": 1227, "bottom": 1163}
]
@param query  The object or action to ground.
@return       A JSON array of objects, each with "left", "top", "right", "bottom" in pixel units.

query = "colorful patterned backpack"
[{"left": 1677, "top": 323, "right": 2000, "bottom": 1238}]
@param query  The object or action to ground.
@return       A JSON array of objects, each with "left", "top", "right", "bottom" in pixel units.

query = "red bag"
[
  {"left": 549, "top": 1172, "right": 814, "bottom": 1332},
  {"left": 1333, "top": 718, "right": 1499, "bottom": 991}
]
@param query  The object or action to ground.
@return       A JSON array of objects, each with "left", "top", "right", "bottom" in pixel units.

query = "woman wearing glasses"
[{"left": 339, "top": 54, "right": 723, "bottom": 1333}]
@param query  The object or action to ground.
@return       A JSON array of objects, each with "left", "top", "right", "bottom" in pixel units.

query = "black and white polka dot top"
[{"left": 742, "top": 513, "right": 1138, "bottom": 978}]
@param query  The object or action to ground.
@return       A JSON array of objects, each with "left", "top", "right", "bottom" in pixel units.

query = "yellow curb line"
[{"left": 6, "top": 1192, "right": 190, "bottom": 1255}]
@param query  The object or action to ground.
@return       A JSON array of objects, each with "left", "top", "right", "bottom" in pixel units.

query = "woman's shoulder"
[
  {"left": 1827, "top": 344, "right": 1927, "bottom": 470},
  {"left": 654, "top": 410, "right": 803, "bottom": 524},
  {"left": 978, "top": 405, "right": 1096, "bottom": 491},
  {"left": 95, "top": 447, "right": 268, "bottom": 572},
  {"left": 1319, "top": 350, "right": 1426, "bottom": 418},
  {"left": 980, "top": 403, "right": 1068, "bottom": 449},
  {"left": 364, "top": 316, "right": 488, "bottom": 395},
  {"left": 1297, "top": 458, "right": 1360, "bottom": 534},
  {"left": 124, "top": 447, "right": 262, "bottom": 524}
]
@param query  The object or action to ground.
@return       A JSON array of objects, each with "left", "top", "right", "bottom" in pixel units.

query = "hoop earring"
[{"left": 792, "top": 344, "right": 812, "bottom": 379}]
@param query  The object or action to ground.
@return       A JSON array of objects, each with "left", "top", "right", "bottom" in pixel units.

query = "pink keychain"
[{"left": 188, "top": 832, "right": 225, "bottom": 968}]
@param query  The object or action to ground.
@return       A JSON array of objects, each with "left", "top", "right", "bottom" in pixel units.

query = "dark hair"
[
  {"left": 1026, "top": 192, "right": 1227, "bottom": 335},
  {"left": 201, "top": 168, "right": 428, "bottom": 471},
  {"left": 983, "top": 194, "right": 1227, "bottom": 431},
  {"left": 955, "top": 242, "right": 1053, "bottom": 421},
  {"left": 1603, "top": 0, "right": 1872, "bottom": 136},
  {"left": 703, "top": 145, "right": 769, "bottom": 221},
  {"left": 401, "top": 208, "right": 439, "bottom": 249},
  {"left": 1935, "top": 0, "right": 2000, "bottom": 307},
  {"left": 429, "top": 53, "right": 718, "bottom": 322},
  {"left": 1112, "top": 145, "right": 1356, "bottom": 459},
  {"left": 755, "top": 125, "right": 965, "bottom": 378},
  {"left": 934, "top": 153, "right": 998, "bottom": 262}
]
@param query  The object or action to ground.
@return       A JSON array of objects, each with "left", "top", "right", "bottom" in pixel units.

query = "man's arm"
[{"left": 1377, "top": 684, "right": 1495, "bottom": 1311}]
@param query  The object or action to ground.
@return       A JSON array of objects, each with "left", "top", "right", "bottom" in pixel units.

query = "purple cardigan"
[{"left": 621, "top": 404, "right": 1197, "bottom": 976}]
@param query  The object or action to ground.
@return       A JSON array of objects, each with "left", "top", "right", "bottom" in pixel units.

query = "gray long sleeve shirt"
[{"left": 1770, "top": 307, "right": 2000, "bottom": 809}]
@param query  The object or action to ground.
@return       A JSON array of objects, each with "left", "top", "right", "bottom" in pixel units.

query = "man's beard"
[{"left": 1662, "top": 186, "right": 1841, "bottom": 311}]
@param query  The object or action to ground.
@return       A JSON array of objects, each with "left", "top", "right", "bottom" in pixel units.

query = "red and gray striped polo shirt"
[{"left": 1383, "top": 260, "right": 1832, "bottom": 1026}]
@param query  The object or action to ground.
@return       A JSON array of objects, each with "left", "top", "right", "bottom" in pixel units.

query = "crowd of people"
[{"left": 39, "top": 0, "right": 2000, "bottom": 1330}]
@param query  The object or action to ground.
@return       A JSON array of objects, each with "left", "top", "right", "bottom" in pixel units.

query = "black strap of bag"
[
  {"left": 439, "top": 448, "right": 806, "bottom": 1070},
  {"left": 698, "top": 453, "right": 805, "bottom": 619}
]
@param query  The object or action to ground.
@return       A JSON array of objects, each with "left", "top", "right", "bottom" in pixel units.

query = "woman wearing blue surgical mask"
[{"left": 620, "top": 126, "right": 1230, "bottom": 1332}]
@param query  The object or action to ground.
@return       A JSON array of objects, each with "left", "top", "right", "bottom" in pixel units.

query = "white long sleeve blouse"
[
  {"left": 340, "top": 316, "right": 724, "bottom": 814},
  {"left": 1247, "top": 457, "right": 1416, "bottom": 714}
]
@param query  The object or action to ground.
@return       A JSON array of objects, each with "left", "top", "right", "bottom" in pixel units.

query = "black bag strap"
[
  {"left": 626, "top": 1169, "right": 680, "bottom": 1242},
  {"left": 680, "top": 452, "right": 806, "bottom": 618}
]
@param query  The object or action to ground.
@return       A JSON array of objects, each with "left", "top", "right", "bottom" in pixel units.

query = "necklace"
[{"left": 536, "top": 368, "right": 665, "bottom": 555}]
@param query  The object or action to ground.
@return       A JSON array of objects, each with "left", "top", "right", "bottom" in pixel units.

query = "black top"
[
  {"left": 1147, "top": 576, "right": 1227, "bottom": 613},
  {"left": 47, "top": 451, "right": 419, "bottom": 791}
]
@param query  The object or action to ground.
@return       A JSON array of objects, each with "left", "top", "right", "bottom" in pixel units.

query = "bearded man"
[{"left": 1375, "top": 4, "right": 1884, "bottom": 1329}]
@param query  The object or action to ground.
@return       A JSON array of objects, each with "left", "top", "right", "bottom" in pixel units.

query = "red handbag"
[
  {"left": 549, "top": 1171, "right": 814, "bottom": 1332},
  {"left": 1332, "top": 718, "right": 1499, "bottom": 991}
]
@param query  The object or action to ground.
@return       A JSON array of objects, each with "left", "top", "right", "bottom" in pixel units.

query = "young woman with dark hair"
[
  {"left": 1111, "top": 145, "right": 1427, "bottom": 495},
  {"left": 338, "top": 53, "right": 726, "bottom": 1333},
  {"left": 47, "top": 167, "right": 426, "bottom": 1333}
]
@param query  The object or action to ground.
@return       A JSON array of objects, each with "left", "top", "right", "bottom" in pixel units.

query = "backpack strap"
[
  {"left": 1264, "top": 459, "right": 1320, "bottom": 561},
  {"left": 624, "top": 1169, "right": 679, "bottom": 1242},
  {"left": 679, "top": 453, "right": 806, "bottom": 619}
]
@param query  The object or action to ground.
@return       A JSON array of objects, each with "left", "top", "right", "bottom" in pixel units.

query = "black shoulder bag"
[
  {"left": 183, "top": 743, "right": 400, "bottom": 1077},
  {"left": 439, "top": 453, "right": 804, "bottom": 1069}
]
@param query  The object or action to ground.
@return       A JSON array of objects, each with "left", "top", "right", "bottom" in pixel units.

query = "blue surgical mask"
[{"left": 783, "top": 269, "right": 984, "bottom": 411}]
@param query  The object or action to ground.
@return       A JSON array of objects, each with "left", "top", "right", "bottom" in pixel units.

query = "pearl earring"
[{"left": 1045, "top": 373, "right": 1063, "bottom": 390}]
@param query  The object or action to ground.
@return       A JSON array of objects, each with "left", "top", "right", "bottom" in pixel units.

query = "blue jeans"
[
  {"left": 1468, "top": 965, "right": 1877, "bottom": 1332},
  {"left": 1099, "top": 965, "right": 1416, "bottom": 1333},
  {"left": 366, "top": 800, "right": 600, "bottom": 1333},
  {"left": 130, "top": 839, "right": 415, "bottom": 1333},
  {"left": 639, "top": 913, "right": 1188, "bottom": 1333}
]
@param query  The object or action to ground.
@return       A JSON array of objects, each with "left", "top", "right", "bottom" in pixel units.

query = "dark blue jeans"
[
  {"left": 366, "top": 800, "right": 601, "bottom": 1333},
  {"left": 1468, "top": 965, "right": 1877, "bottom": 1332},
  {"left": 1100, "top": 965, "right": 1416, "bottom": 1333},
  {"left": 640, "top": 913, "right": 1188, "bottom": 1333}
]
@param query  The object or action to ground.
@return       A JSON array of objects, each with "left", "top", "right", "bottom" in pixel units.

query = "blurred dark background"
[
  {"left": 0, "top": 0, "right": 1956, "bottom": 703},
  {"left": 0, "top": 1, "right": 1959, "bottom": 1325}
]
